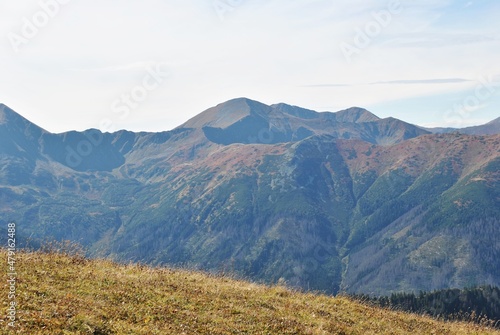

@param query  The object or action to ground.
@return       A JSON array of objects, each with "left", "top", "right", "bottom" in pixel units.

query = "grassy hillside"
[{"left": 1, "top": 249, "right": 499, "bottom": 334}]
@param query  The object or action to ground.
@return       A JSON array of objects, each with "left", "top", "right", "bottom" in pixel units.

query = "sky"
[{"left": 0, "top": 0, "right": 499, "bottom": 133}]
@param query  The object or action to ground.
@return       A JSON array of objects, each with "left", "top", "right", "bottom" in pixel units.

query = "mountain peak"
[
  {"left": 182, "top": 99, "right": 383, "bottom": 131},
  {"left": 0, "top": 103, "right": 46, "bottom": 133},
  {"left": 0, "top": 104, "right": 47, "bottom": 162},
  {"left": 180, "top": 97, "right": 270, "bottom": 129},
  {"left": 334, "top": 107, "right": 380, "bottom": 123}
]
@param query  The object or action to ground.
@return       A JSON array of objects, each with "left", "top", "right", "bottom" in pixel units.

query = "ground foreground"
[{"left": 1, "top": 250, "right": 499, "bottom": 334}]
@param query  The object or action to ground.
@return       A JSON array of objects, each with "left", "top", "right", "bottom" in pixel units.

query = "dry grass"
[{"left": 1, "top": 249, "right": 499, "bottom": 334}]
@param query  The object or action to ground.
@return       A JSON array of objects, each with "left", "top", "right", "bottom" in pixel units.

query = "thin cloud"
[
  {"left": 303, "top": 84, "right": 352, "bottom": 88},
  {"left": 370, "top": 79, "right": 471, "bottom": 85},
  {"left": 304, "top": 78, "right": 471, "bottom": 87}
]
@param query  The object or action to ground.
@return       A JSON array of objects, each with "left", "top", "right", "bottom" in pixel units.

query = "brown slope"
[{"left": 336, "top": 133, "right": 500, "bottom": 179}]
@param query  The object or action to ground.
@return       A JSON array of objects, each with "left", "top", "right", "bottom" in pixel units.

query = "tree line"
[{"left": 351, "top": 285, "right": 500, "bottom": 328}]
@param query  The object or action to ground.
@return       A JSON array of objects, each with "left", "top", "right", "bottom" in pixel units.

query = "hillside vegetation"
[
  {"left": 1, "top": 249, "right": 499, "bottom": 335},
  {"left": 354, "top": 286, "right": 500, "bottom": 327},
  {"left": 1, "top": 99, "right": 500, "bottom": 294}
]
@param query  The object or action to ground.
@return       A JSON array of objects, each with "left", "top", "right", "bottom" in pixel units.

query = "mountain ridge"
[
  {"left": 2, "top": 99, "right": 497, "bottom": 137},
  {"left": 0, "top": 99, "right": 499, "bottom": 295}
]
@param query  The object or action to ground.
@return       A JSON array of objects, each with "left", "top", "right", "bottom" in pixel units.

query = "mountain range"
[{"left": 1, "top": 98, "right": 499, "bottom": 295}]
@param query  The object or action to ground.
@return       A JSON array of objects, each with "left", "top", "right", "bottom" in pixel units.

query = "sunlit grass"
[{"left": 1, "top": 248, "right": 499, "bottom": 334}]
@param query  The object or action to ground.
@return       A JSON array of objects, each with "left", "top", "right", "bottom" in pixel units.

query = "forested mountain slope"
[{"left": 1, "top": 99, "right": 499, "bottom": 295}]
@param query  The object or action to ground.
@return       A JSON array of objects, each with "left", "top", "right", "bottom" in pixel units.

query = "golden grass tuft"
[{"left": 1, "top": 249, "right": 499, "bottom": 334}]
